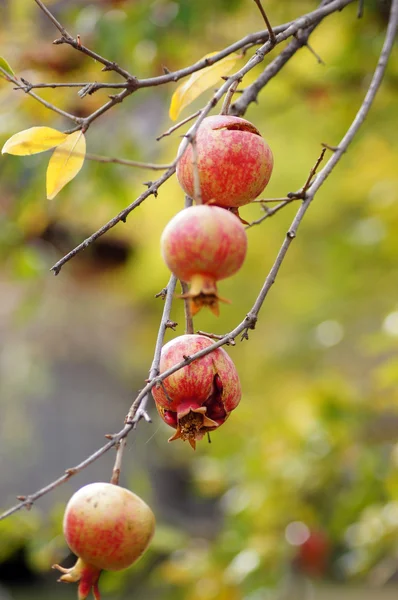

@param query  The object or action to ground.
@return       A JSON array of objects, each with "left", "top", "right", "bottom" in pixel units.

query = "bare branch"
[
  {"left": 231, "top": 0, "right": 331, "bottom": 115},
  {"left": 47, "top": 0, "right": 355, "bottom": 274},
  {"left": 34, "top": 0, "right": 136, "bottom": 82},
  {"left": 156, "top": 110, "right": 201, "bottom": 141},
  {"left": 253, "top": 0, "right": 276, "bottom": 45},
  {"left": 220, "top": 79, "right": 241, "bottom": 115},
  {"left": 15, "top": 79, "right": 127, "bottom": 93},
  {"left": 84, "top": 153, "right": 172, "bottom": 170},
  {"left": 189, "top": 137, "right": 202, "bottom": 204},
  {"left": 247, "top": 199, "right": 294, "bottom": 227},
  {"left": 50, "top": 165, "right": 177, "bottom": 275},
  {"left": 0, "top": 67, "right": 82, "bottom": 124},
  {"left": 110, "top": 439, "right": 126, "bottom": 486}
]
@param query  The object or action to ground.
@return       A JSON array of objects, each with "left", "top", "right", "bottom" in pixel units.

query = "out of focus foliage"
[{"left": 1, "top": 1, "right": 398, "bottom": 599}]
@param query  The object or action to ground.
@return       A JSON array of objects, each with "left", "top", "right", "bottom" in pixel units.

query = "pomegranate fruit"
[
  {"left": 152, "top": 334, "right": 241, "bottom": 449},
  {"left": 176, "top": 115, "right": 273, "bottom": 208},
  {"left": 294, "top": 530, "right": 330, "bottom": 577},
  {"left": 161, "top": 205, "right": 247, "bottom": 315},
  {"left": 53, "top": 482, "right": 155, "bottom": 600}
]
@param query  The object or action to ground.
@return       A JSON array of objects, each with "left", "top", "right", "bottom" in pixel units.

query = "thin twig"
[
  {"left": 34, "top": 0, "right": 136, "bottom": 81},
  {"left": 15, "top": 79, "right": 127, "bottom": 92},
  {"left": 181, "top": 281, "right": 194, "bottom": 334},
  {"left": 197, "top": 331, "right": 236, "bottom": 346},
  {"left": 110, "top": 439, "right": 126, "bottom": 485},
  {"left": 50, "top": 165, "right": 177, "bottom": 275},
  {"left": 189, "top": 137, "right": 202, "bottom": 204},
  {"left": 0, "top": 67, "right": 82, "bottom": 124},
  {"left": 84, "top": 153, "right": 172, "bottom": 170},
  {"left": 253, "top": 0, "right": 277, "bottom": 45},
  {"left": 305, "top": 41, "right": 325, "bottom": 65},
  {"left": 181, "top": 196, "right": 194, "bottom": 334},
  {"left": 251, "top": 196, "right": 300, "bottom": 203},
  {"left": 156, "top": 111, "right": 201, "bottom": 141},
  {"left": 220, "top": 79, "right": 241, "bottom": 114},
  {"left": 231, "top": 0, "right": 332, "bottom": 115},
  {"left": 133, "top": 273, "right": 178, "bottom": 423},
  {"left": 247, "top": 199, "right": 293, "bottom": 227},
  {"left": 358, "top": 0, "right": 365, "bottom": 18},
  {"left": 247, "top": 148, "right": 326, "bottom": 227}
]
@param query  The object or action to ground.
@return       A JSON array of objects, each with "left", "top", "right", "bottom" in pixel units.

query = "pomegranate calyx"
[
  {"left": 168, "top": 407, "right": 219, "bottom": 450},
  {"left": 180, "top": 274, "right": 231, "bottom": 316},
  {"left": 53, "top": 557, "right": 101, "bottom": 600}
]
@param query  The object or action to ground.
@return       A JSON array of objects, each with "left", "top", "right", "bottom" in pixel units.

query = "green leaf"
[{"left": 0, "top": 56, "right": 15, "bottom": 79}]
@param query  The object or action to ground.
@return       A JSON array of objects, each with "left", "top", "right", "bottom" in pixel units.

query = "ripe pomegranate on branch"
[
  {"left": 152, "top": 334, "right": 242, "bottom": 449},
  {"left": 53, "top": 483, "right": 155, "bottom": 600},
  {"left": 176, "top": 115, "right": 274, "bottom": 209}
]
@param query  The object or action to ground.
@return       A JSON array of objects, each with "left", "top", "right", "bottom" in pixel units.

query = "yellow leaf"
[
  {"left": 46, "top": 131, "right": 86, "bottom": 199},
  {"left": 169, "top": 52, "right": 240, "bottom": 121},
  {"left": 2, "top": 127, "right": 68, "bottom": 156}
]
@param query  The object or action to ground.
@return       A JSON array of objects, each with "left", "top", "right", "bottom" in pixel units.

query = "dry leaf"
[
  {"left": 46, "top": 131, "right": 86, "bottom": 199},
  {"left": 169, "top": 52, "right": 240, "bottom": 121},
  {"left": 2, "top": 127, "right": 68, "bottom": 156}
]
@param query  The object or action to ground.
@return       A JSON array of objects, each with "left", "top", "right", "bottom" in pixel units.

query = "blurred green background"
[{"left": 1, "top": 0, "right": 398, "bottom": 599}]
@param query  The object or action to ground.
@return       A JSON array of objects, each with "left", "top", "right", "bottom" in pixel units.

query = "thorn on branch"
[
  {"left": 136, "top": 408, "right": 152, "bottom": 423},
  {"left": 19, "top": 77, "right": 33, "bottom": 92},
  {"left": 78, "top": 83, "right": 99, "bottom": 98},
  {"left": 358, "top": 0, "right": 365, "bottom": 18},
  {"left": 155, "top": 287, "right": 168, "bottom": 299},
  {"left": 305, "top": 42, "right": 325, "bottom": 65},
  {"left": 65, "top": 468, "right": 77, "bottom": 476},
  {"left": 321, "top": 142, "right": 340, "bottom": 152},
  {"left": 162, "top": 66, "right": 171, "bottom": 74},
  {"left": 102, "top": 62, "right": 118, "bottom": 72},
  {"left": 196, "top": 330, "right": 236, "bottom": 346}
]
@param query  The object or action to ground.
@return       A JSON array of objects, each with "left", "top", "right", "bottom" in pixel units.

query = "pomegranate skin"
[
  {"left": 152, "top": 334, "right": 241, "bottom": 449},
  {"left": 63, "top": 483, "right": 155, "bottom": 571},
  {"left": 176, "top": 115, "right": 273, "bottom": 208},
  {"left": 53, "top": 483, "right": 155, "bottom": 599},
  {"left": 161, "top": 205, "right": 247, "bottom": 315}
]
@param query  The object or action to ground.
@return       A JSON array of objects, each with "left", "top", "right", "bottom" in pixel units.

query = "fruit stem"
[{"left": 53, "top": 557, "right": 102, "bottom": 600}]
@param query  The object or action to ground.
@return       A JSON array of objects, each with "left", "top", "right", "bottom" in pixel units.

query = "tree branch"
[
  {"left": 0, "top": 67, "right": 82, "bottom": 124},
  {"left": 48, "top": 0, "right": 355, "bottom": 274},
  {"left": 1, "top": 0, "right": 394, "bottom": 522},
  {"left": 231, "top": 0, "right": 333, "bottom": 115}
]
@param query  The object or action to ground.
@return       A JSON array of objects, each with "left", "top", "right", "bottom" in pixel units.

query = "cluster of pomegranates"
[
  {"left": 156, "top": 114, "right": 273, "bottom": 448},
  {"left": 55, "top": 115, "right": 273, "bottom": 599}
]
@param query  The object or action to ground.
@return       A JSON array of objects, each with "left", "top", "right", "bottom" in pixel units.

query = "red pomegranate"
[
  {"left": 152, "top": 334, "right": 241, "bottom": 449},
  {"left": 176, "top": 115, "right": 273, "bottom": 208},
  {"left": 53, "top": 482, "right": 155, "bottom": 599},
  {"left": 161, "top": 205, "right": 247, "bottom": 315}
]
